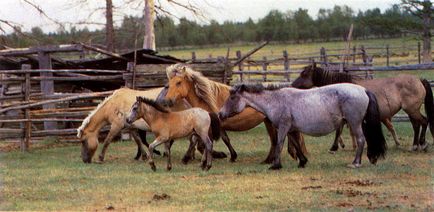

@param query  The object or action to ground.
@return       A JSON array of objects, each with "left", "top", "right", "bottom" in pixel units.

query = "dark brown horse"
[{"left": 292, "top": 65, "right": 434, "bottom": 151}]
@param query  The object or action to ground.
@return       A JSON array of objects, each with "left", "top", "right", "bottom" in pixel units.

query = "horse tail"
[
  {"left": 208, "top": 112, "right": 221, "bottom": 141},
  {"left": 363, "top": 90, "right": 387, "bottom": 164},
  {"left": 421, "top": 79, "right": 434, "bottom": 127}
]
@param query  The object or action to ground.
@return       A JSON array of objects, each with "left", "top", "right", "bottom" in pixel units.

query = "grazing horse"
[
  {"left": 126, "top": 97, "right": 220, "bottom": 171},
  {"left": 164, "top": 64, "right": 307, "bottom": 163},
  {"left": 219, "top": 83, "right": 387, "bottom": 169},
  {"left": 292, "top": 65, "right": 434, "bottom": 151}
]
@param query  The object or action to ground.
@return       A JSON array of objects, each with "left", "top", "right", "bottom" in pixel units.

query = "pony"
[
  {"left": 292, "top": 64, "right": 433, "bottom": 151},
  {"left": 164, "top": 64, "right": 307, "bottom": 164},
  {"left": 219, "top": 83, "right": 387, "bottom": 169},
  {"left": 126, "top": 96, "right": 220, "bottom": 171}
]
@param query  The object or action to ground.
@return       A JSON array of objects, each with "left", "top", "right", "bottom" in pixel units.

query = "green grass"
[{"left": 1, "top": 123, "right": 433, "bottom": 210}]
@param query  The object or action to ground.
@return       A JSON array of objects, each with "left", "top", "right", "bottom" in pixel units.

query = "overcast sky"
[{"left": 0, "top": 0, "right": 400, "bottom": 33}]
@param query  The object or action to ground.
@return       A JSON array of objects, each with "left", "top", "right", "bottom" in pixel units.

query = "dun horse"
[
  {"left": 164, "top": 64, "right": 307, "bottom": 163},
  {"left": 219, "top": 83, "right": 387, "bottom": 169},
  {"left": 77, "top": 87, "right": 184, "bottom": 163},
  {"left": 292, "top": 65, "right": 434, "bottom": 151},
  {"left": 127, "top": 97, "right": 220, "bottom": 171}
]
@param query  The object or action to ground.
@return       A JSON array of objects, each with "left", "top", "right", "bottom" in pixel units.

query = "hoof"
[
  {"left": 340, "top": 144, "right": 345, "bottom": 149},
  {"left": 346, "top": 163, "right": 361, "bottom": 169},
  {"left": 166, "top": 165, "right": 172, "bottom": 171},
  {"left": 268, "top": 164, "right": 282, "bottom": 170},
  {"left": 411, "top": 145, "right": 418, "bottom": 151},
  {"left": 298, "top": 159, "right": 308, "bottom": 168},
  {"left": 421, "top": 143, "right": 429, "bottom": 151},
  {"left": 205, "top": 165, "right": 212, "bottom": 171},
  {"left": 328, "top": 150, "right": 337, "bottom": 155},
  {"left": 261, "top": 158, "right": 273, "bottom": 164},
  {"left": 395, "top": 142, "right": 401, "bottom": 146},
  {"left": 149, "top": 162, "right": 156, "bottom": 172},
  {"left": 182, "top": 156, "right": 191, "bottom": 165},
  {"left": 98, "top": 155, "right": 104, "bottom": 162},
  {"left": 212, "top": 151, "right": 227, "bottom": 159},
  {"left": 134, "top": 155, "right": 140, "bottom": 160}
]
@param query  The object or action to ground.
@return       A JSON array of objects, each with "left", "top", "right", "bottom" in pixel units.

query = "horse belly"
[{"left": 292, "top": 111, "right": 341, "bottom": 136}]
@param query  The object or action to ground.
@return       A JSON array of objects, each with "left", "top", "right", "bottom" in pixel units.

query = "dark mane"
[
  {"left": 231, "top": 83, "right": 286, "bottom": 94},
  {"left": 309, "top": 65, "right": 353, "bottom": 86},
  {"left": 139, "top": 97, "right": 170, "bottom": 113}
]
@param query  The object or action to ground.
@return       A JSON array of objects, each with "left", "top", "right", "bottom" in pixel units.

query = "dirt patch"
[
  {"left": 345, "top": 179, "right": 378, "bottom": 186},
  {"left": 336, "top": 202, "right": 353, "bottom": 207},
  {"left": 152, "top": 193, "right": 171, "bottom": 201},
  {"left": 301, "top": 185, "right": 322, "bottom": 190},
  {"left": 335, "top": 189, "right": 377, "bottom": 198},
  {"left": 0, "top": 143, "right": 19, "bottom": 152}
]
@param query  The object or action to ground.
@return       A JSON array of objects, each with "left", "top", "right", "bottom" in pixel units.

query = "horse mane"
[
  {"left": 139, "top": 97, "right": 170, "bottom": 113},
  {"left": 77, "top": 90, "right": 117, "bottom": 138},
  {"left": 310, "top": 65, "right": 353, "bottom": 86},
  {"left": 231, "top": 83, "right": 286, "bottom": 94},
  {"left": 166, "top": 64, "right": 228, "bottom": 112}
]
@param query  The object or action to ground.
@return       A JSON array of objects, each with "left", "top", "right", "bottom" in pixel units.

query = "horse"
[
  {"left": 164, "top": 64, "right": 308, "bottom": 164},
  {"left": 292, "top": 64, "right": 434, "bottom": 151},
  {"left": 219, "top": 83, "right": 387, "bottom": 169},
  {"left": 126, "top": 96, "right": 220, "bottom": 171}
]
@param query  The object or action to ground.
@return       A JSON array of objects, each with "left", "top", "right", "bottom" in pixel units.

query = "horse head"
[
  {"left": 219, "top": 85, "right": 248, "bottom": 120},
  {"left": 292, "top": 65, "right": 315, "bottom": 89},
  {"left": 166, "top": 65, "right": 193, "bottom": 102}
]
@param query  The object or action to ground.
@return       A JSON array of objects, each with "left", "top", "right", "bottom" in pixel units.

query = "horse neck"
[
  {"left": 83, "top": 108, "right": 108, "bottom": 135},
  {"left": 242, "top": 91, "right": 278, "bottom": 118},
  {"left": 313, "top": 69, "right": 352, "bottom": 87},
  {"left": 185, "top": 81, "right": 229, "bottom": 112},
  {"left": 140, "top": 105, "right": 164, "bottom": 129}
]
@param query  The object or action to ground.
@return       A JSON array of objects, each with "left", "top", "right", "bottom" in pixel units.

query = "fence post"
[
  {"left": 352, "top": 45, "right": 356, "bottom": 64},
  {"left": 191, "top": 51, "right": 196, "bottom": 62},
  {"left": 320, "top": 47, "right": 327, "bottom": 65},
  {"left": 361, "top": 45, "right": 367, "bottom": 65},
  {"left": 386, "top": 44, "right": 390, "bottom": 67},
  {"left": 236, "top": 50, "right": 244, "bottom": 82},
  {"left": 283, "top": 50, "right": 290, "bottom": 82},
  {"left": 417, "top": 42, "right": 421, "bottom": 64},
  {"left": 262, "top": 56, "right": 267, "bottom": 82},
  {"left": 127, "top": 62, "right": 135, "bottom": 89},
  {"left": 37, "top": 51, "right": 57, "bottom": 130},
  {"left": 21, "top": 64, "right": 31, "bottom": 152}
]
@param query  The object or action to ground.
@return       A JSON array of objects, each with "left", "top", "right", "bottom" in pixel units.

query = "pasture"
[{"left": 0, "top": 122, "right": 433, "bottom": 211}]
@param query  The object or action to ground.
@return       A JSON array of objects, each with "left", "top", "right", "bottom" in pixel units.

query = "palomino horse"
[
  {"left": 127, "top": 97, "right": 220, "bottom": 171},
  {"left": 164, "top": 64, "right": 307, "bottom": 163},
  {"left": 292, "top": 65, "right": 434, "bottom": 151},
  {"left": 219, "top": 83, "right": 387, "bottom": 169}
]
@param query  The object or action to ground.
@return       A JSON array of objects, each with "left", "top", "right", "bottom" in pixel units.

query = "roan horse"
[
  {"left": 126, "top": 96, "right": 220, "bottom": 171},
  {"left": 292, "top": 65, "right": 434, "bottom": 151},
  {"left": 164, "top": 64, "right": 307, "bottom": 163},
  {"left": 219, "top": 83, "right": 387, "bottom": 169}
]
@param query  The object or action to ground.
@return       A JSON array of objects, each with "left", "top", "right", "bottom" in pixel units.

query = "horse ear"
[{"left": 136, "top": 96, "right": 142, "bottom": 102}]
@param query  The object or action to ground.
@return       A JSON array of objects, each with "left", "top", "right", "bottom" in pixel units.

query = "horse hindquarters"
[{"left": 362, "top": 91, "right": 387, "bottom": 165}]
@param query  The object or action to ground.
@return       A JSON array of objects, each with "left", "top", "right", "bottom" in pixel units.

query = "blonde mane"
[
  {"left": 166, "top": 64, "right": 228, "bottom": 113},
  {"left": 76, "top": 90, "right": 117, "bottom": 138}
]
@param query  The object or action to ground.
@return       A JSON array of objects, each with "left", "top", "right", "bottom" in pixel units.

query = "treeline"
[{"left": 1, "top": 5, "right": 420, "bottom": 50}]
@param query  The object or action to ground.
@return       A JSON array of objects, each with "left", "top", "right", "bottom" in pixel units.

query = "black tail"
[
  {"left": 421, "top": 79, "right": 434, "bottom": 127},
  {"left": 208, "top": 112, "right": 221, "bottom": 140},
  {"left": 363, "top": 91, "right": 387, "bottom": 164}
]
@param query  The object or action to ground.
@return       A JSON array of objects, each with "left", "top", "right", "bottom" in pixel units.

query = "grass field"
[{"left": 1, "top": 122, "right": 433, "bottom": 211}]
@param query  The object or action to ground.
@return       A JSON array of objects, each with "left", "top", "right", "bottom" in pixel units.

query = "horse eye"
[{"left": 176, "top": 81, "right": 181, "bottom": 86}]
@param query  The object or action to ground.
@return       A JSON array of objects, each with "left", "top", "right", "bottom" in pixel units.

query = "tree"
[
  {"left": 401, "top": 0, "right": 433, "bottom": 63},
  {"left": 105, "top": 0, "right": 115, "bottom": 52}
]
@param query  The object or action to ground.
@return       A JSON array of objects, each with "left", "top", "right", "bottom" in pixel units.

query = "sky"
[{"left": 0, "top": 0, "right": 400, "bottom": 33}]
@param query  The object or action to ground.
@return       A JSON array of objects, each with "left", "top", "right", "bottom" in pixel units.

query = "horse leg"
[
  {"left": 262, "top": 119, "right": 277, "bottom": 164},
  {"left": 221, "top": 130, "right": 238, "bottom": 162},
  {"left": 148, "top": 137, "right": 167, "bottom": 172},
  {"left": 130, "top": 130, "right": 147, "bottom": 161},
  {"left": 98, "top": 125, "right": 122, "bottom": 162},
  {"left": 182, "top": 134, "right": 198, "bottom": 164},
  {"left": 164, "top": 142, "right": 172, "bottom": 171},
  {"left": 408, "top": 115, "right": 422, "bottom": 151},
  {"left": 382, "top": 118, "right": 400, "bottom": 146},
  {"left": 196, "top": 138, "right": 227, "bottom": 159},
  {"left": 199, "top": 134, "right": 214, "bottom": 171},
  {"left": 349, "top": 128, "right": 357, "bottom": 150},
  {"left": 348, "top": 127, "right": 365, "bottom": 168},
  {"left": 163, "top": 140, "right": 175, "bottom": 157},
  {"left": 269, "top": 126, "right": 290, "bottom": 170},
  {"left": 287, "top": 134, "right": 297, "bottom": 160},
  {"left": 329, "top": 123, "right": 344, "bottom": 154},
  {"left": 289, "top": 131, "right": 308, "bottom": 168},
  {"left": 136, "top": 130, "right": 161, "bottom": 157}
]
